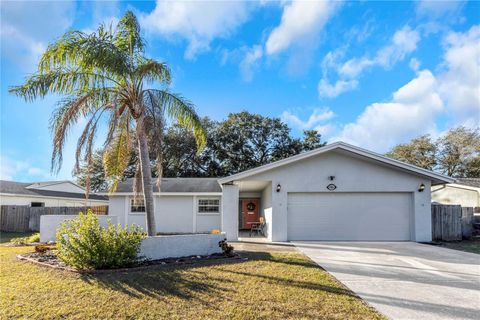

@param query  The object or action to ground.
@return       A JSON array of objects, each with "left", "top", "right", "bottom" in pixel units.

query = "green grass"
[
  {"left": 0, "top": 245, "right": 384, "bottom": 320},
  {"left": 438, "top": 236, "right": 480, "bottom": 254},
  {"left": 0, "top": 232, "right": 35, "bottom": 244}
]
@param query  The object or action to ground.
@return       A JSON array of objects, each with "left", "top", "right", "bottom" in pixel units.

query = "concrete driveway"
[{"left": 293, "top": 242, "right": 480, "bottom": 320}]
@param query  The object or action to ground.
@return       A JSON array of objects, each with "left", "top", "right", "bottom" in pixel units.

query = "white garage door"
[{"left": 287, "top": 192, "right": 412, "bottom": 241}]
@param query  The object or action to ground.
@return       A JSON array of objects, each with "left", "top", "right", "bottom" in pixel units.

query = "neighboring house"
[
  {"left": 0, "top": 180, "right": 108, "bottom": 207},
  {"left": 432, "top": 178, "right": 480, "bottom": 208},
  {"left": 106, "top": 142, "right": 453, "bottom": 242}
]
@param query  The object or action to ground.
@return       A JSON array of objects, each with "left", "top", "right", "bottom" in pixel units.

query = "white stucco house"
[
  {"left": 106, "top": 142, "right": 453, "bottom": 242},
  {"left": 432, "top": 178, "right": 480, "bottom": 208},
  {"left": 0, "top": 180, "right": 108, "bottom": 207}
]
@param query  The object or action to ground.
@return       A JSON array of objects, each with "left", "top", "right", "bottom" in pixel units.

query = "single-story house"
[
  {"left": 0, "top": 180, "right": 108, "bottom": 207},
  {"left": 106, "top": 142, "right": 453, "bottom": 242},
  {"left": 432, "top": 178, "right": 480, "bottom": 208}
]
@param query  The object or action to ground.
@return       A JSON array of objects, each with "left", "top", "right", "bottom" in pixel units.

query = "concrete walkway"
[{"left": 293, "top": 242, "right": 480, "bottom": 320}]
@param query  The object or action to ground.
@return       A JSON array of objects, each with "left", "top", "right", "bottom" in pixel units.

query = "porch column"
[
  {"left": 271, "top": 180, "right": 288, "bottom": 242},
  {"left": 413, "top": 181, "right": 432, "bottom": 242},
  {"left": 221, "top": 184, "right": 239, "bottom": 241}
]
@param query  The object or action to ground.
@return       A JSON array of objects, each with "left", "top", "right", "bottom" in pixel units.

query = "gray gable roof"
[
  {"left": 114, "top": 178, "right": 222, "bottom": 193},
  {"left": 0, "top": 180, "right": 107, "bottom": 201},
  {"left": 456, "top": 178, "right": 480, "bottom": 188}
]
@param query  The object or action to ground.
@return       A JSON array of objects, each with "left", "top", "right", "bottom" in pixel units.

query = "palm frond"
[
  {"left": 115, "top": 10, "right": 145, "bottom": 55},
  {"left": 38, "top": 28, "right": 131, "bottom": 77},
  {"left": 103, "top": 116, "right": 133, "bottom": 192},
  {"left": 135, "top": 58, "right": 171, "bottom": 85},
  {"left": 9, "top": 69, "right": 117, "bottom": 102},
  {"left": 132, "top": 163, "right": 144, "bottom": 205},
  {"left": 145, "top": 89, "right": 207, "bottom": 152},
  {"left": 50, "top": 95, "right": 95, "bottom": 173}
]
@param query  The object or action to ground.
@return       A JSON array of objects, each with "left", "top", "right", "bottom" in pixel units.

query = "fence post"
[{"left": 461, "top": 207, "right": 474, "bottom": 239}]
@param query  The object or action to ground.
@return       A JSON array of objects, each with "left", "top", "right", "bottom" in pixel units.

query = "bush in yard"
[
  {"left": 55, "top": 210, "right": 146, "bottom": 269},
  {"left": 10, "top": 233, "right": 40, "bottom": 245}
]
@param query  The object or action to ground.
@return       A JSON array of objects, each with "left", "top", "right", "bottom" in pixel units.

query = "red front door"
[{"left": 242, "top": 199, "right": 260, "bottom": 229}]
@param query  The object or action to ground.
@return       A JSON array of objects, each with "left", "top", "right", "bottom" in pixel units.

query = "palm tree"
[{"left": 9, "top": 11, "right": 206, "bottom": 236}]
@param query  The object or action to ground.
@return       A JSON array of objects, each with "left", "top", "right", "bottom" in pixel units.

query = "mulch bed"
[{"left": 17, "top": 251, "right": 247, "bottom": 274}]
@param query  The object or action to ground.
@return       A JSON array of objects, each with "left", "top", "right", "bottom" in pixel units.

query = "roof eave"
[{"left": 218, "top": 141, "right": 454, "bottom": 185}]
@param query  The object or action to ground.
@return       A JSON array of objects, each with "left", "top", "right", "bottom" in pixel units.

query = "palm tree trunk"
[{"left": 136, "top": 116, "right": 156, "bottom": 236}]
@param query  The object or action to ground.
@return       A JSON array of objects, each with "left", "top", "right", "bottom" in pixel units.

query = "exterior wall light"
[
  {"left": 418, "top": 183, "right": 425, "bottom": 192},
  {"left": 276, "top": 184, "right": 281, "bottom": 192},
  {"left": 329, "top": 176, "right": 335, "bottom": 181}
]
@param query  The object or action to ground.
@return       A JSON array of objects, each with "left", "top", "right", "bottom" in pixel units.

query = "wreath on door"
[{"left": 246, "top": 202, "right": 256, "bottom": 211}]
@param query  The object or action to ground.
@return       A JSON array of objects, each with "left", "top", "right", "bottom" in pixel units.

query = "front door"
[{"left": 241, "top": 199, "right": 260, "bottom": 229}]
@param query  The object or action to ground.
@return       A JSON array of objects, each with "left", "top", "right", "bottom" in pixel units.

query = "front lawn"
[
  {"left": 436, "top": 236, "right": 480, "bottom": 254},
  {"left": 0, "top": 245, "right": 384, "bottom": 319}
]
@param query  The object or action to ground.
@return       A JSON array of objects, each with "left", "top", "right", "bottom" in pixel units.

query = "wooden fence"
[
  {"left": 431, "top": 204, "right": 475, "bottom": 241},
  {"left": 0, "top": 205, "right": 108, "bottom": 233}
]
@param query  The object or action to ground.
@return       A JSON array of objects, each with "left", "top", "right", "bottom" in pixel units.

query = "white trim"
[
  {"left": 100, "top": 192, "right": 222, "bottom": 196},
  {"left": 218, "top": 141, "right": 454, "bottom": 185},
  {"left": 128, "top": 197, "right": 146, "bottom": 214},
  {"left": 433, "top": 183, "right": 480, "bottom": 192},
  {"left": 0, "top": 193, "right": 107, "bottom": 202},
  {"left": 196, "top": 197, "right": 221, "bottom": 215}
]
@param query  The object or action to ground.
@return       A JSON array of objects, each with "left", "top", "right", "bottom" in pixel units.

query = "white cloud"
[
  {"left": 409, "top": 58, "right": 421, "bottom": 71},
  {"left": 318, "top": 79, "right": 358, "bottom": 98},
  {"left": 331, "top": 24, "right": 480, "bottom": 152},
  {"left": 314, "top": 123, "right": 337, "bottom": 136},
  {"left": 339, "top": 26, "right": 420, "bottom": 78},
  {"left": 265, "top": 0, "right": 341, "bottom": 55},
  {"left": 416, "top": 0, "right": 465, "bottom": 18},
  {"left": 332, "top": 70, "right": 443, "bottom": 151},
  {"left": 0, "top": 1, "right": 76, "bottom": 71},
  {"left": 140, "top": 1, "right": 252, "bottom": 59},
  {"left": 318, "top": 25, "right": 421, "bottom": 98},
  {"left": 0, "top": 155, "right": 51, "bottom": 181},
  {"left": 438, "top": 25, "right": 480, "bottom": 125},
  {"left": 239, "top": 45, "right": 263, "bottom": 82},
  {"left": 281, "top": 108, "right": 335, "bottom": 133}
]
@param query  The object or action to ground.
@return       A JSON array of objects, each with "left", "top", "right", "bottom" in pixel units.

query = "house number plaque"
[{"left": 326, "top": 184, "right": 337, "bottom": 191}]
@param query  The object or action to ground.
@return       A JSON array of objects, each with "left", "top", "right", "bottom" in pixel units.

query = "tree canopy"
[
  {"left": 386, "top": 126, "right": 480, "bottom": 178},
  {"left": 75, "top": 111, "right": 327, "bottom": 191}
]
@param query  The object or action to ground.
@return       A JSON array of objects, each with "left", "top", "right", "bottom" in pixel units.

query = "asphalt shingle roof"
[
  {"left": 456, "top": 178, "right": 480, "bottom": 188},
  {"left": 114, "top": 178, "right": 222, "bottom": 193},
  {"left": 0, "top": 180, "right": 107, "bottom": 200}
]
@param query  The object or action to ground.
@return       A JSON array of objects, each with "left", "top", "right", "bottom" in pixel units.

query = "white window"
[
  {"left": 198, "top": 198, "right": 220, "bottom": 214},
  {"left": 130, "top": 199, "right": 146, "bottom": 213}
]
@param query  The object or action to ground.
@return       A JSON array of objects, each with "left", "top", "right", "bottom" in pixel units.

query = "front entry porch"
[{"left": 221, "top": 180, "right": 273, "bottom": 241}]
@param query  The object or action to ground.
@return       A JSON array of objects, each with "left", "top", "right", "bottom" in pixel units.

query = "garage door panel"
[{"left": 287, "top": 193, "right": 411, "bottom": 241}]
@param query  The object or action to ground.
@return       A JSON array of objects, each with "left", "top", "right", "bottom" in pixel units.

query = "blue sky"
[{"left": 1, "top": 0, "right": 479, "bottom": 182}]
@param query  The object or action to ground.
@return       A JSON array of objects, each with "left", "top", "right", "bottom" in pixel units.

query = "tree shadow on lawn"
[
  {"left": 79, "top": 257, "right": 241, "bottom": 303},
  {"left": 79, "top": 251, "right": 354, "bottom": 303}
]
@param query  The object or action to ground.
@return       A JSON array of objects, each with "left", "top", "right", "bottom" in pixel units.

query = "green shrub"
[
  {"left": 10, "top": 233, "right": 40, "bottom": 245},
  {"left": 55, "top": 210, "right": 146, "bottom": 269}
]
